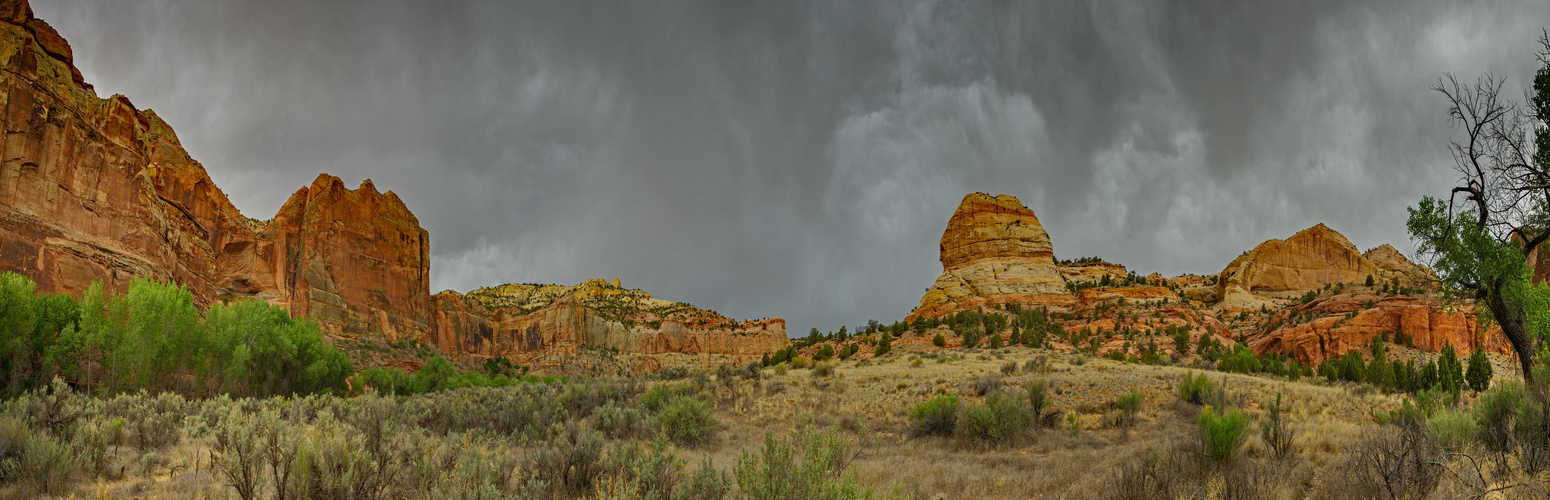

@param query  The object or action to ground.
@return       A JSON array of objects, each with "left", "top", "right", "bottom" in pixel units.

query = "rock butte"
[
  {"left": 0, "top": 0, "right": 784, "bottom": 373},
  {"left": 909, "top": 193, "right": 1515, "bottom": 368}
]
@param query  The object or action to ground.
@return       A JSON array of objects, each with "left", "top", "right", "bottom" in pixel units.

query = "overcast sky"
[{"left": 33, "top": 1, "right": 1550, "bottom": 334}]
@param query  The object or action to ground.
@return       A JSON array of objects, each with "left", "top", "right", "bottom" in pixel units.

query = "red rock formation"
[
  {"left": 0, "top": 1, "right": 785, "bottom": 372},
  {"left": 910, "top": 193, "right": 1069, "bottom": 320},
  {"left": 1216, "top": 223, "right": 1381, "bottom": 310},
  {"left": 430, "top": 282, "right": 787, "bottom": 367},
  {"left": 1249, "top": 291, "right": 1512, "bottom": 367}
]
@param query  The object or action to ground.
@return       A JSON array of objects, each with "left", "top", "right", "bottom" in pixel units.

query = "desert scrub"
[
  {"left": 657, "top": 393, "right": 719, "bottom": 447},
  {"left": 733, "top": 425, "right": 875, "bottom": 500},
  {"left": 1177, "top": 371, "right": 1215, "bottom": 406},
  {"left": 813, "top": 361, "right": 836, "bottom": 378},
  {"left": 970, "top": 374, "right": 1001, "bottom": 396},
  {"left": 593, "top": 400, "right": 652, "bottom": 440},
  {"left": 1199, "top": 406, "right": 1249, "bottom": 460},
  {"left": 910, "top": 395, "right": 960, "bottom": 437},
  {"left": 1000, "top": 361, "right": 1019, "bottom": 375},
  {"left": 1261, "top": 392, "right": 1294, "bottom": 459},
  {"left": 641, "top": 382, "right": 704, "bottom": 413},
  {"left": 1116, "top": 388, "right": 1143, "bottom": 434},
  {"left": 1426, "top": 408, "right": 1477, "bottom": 452},
  {"left": 957, "top": 389, "right": 1029, "bottom": 443}
]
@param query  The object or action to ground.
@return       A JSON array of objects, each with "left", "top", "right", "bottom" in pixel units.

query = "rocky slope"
[
  {"left": 432, "top": 279, "right": 786, "bottom": 373},
  {"left": 1214, "top": 223, "right": 1380, "bottom": 310},
  {"left": 906, "top": 193, "right": 1511, "bottom": 368},
  {"left": 0, "top": 1, "right": 784, "bottom": 373}
]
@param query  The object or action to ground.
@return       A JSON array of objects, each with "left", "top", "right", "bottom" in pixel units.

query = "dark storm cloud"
[{"left": 33, "top": 0, "right": 1550, "bottom": 334}]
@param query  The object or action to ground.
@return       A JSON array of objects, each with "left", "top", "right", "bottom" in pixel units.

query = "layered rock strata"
[
  {"left": 0, "top": 1, "right": 785, "bottom": 372},
  {"left": 1215, "top": 223, "right": 1382, "bottom": 309},
  {"left": 910, "top": 193, "right": 1070, "bottom": 319},
  {"left": 431, "top": 280, "right": 787, "bottom": 371}
]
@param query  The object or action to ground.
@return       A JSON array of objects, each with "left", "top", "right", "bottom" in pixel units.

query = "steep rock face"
[
  {"left": 911, "top": 193, "right": 1069, "bottom": 319},
  {"left": 0, "top": 7, "right": 254, "bottom": 303},
  {"left": 1216, "top": 223, "right": 1380, "bottom": 308},
  {"left": 265, "top": 175, "right": 431, "bottom": 341},
  {"left": 1249, "top": 292, "right": 1512, "bottom": 367},
  {"left": 0, "top": 0, "right": 782, "bottom": 373},
  {"left": 1364, "top": 244, "right": 1438, "bottom": 288},
  {"left": 431, "top": 280, "right": 786, "bottom": 368}
]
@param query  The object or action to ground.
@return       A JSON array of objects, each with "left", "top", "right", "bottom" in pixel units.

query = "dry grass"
[{"left": 49, "top": 343, "right": 1501, "bottom": 499}]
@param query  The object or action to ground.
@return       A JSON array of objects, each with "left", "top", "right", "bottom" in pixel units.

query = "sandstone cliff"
[
  {"left": 0, "top": 1, "right": 784, "bottom": 373},
  {"left": 431, "top": 280, "right": 786, "bottom": 372},
  {"left": 1248, "top": 290, "right": 1512, "bottom": 366},
  {"left": 1215, "top": 223, "right": 1382, "bottom": 309}
]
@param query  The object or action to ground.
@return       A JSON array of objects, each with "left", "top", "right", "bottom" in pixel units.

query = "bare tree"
[{"left": 1410, "top": 30, "right": 1550, "bottom": 383}]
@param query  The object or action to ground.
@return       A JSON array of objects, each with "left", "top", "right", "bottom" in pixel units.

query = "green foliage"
[
  {"left": 1409, "top": 195, "right": 1550, "bottom": 376},
  {"left": 1198, "top": 406, "right": 1249, "bottom": 461},
  {"left": 733, "top": 425, "right": 875, "bottom": 500},
  {"left": 873, "top": 335, "right": 891, "bottom": 357},
  {"left": 1216, "top": 346, "right": 1262, "bottom": 374},
  {"left": 910, "top": 395, "right": 959, "bottom": 437},
  {"left": 1177, "top": 371, "right": 1214, "bottom": 405},
  {"left": 1437, "top": 343, "right": 1464, "bottom": 397},
  {"left": 655, "top": 391, "right": 719, "bottom": 447},
  {"left": 1338, "top": 350, "right": 1367, "bottom": 384},
  {"left": 1261, "top": 393, "right": 1294, "bottom": 459},
  {"left": 931, "top": 333, "right": 945, "bottom": 348},
  {"left": 1116, "top": 388, "right": 1142, "bottom": 434},
  {"left": 957, "top": 389, "right": 1030, "bottom": 443},
  {"left": 1466, "top": 347, "right": 1493, "bottom": 392},
  {"left": 1426, "top": 408, "right": 1477, "bottom": 452},
  {"left": 988, "top": 333, "right": 1003, "bottom": 349}
]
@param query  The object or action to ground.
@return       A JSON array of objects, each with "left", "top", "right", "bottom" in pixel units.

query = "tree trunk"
[{"left": 1489, "top": 281, "right": 1538, "bottom": 385}]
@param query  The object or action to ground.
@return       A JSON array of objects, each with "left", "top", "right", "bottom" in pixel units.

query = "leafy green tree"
[
  {"left": 1466, "top": 346, "right": 1493, "bottom": 392},
  {"left": 0, "top": 272, "right": 36, "bottom": 395},
  {"left": 1407, "top": 32, "right": 1550, "bottom": 383}
]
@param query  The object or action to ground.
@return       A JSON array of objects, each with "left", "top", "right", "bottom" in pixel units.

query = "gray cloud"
[{"left": 34, "top": 0, "right": 1550, "bottom": 334}]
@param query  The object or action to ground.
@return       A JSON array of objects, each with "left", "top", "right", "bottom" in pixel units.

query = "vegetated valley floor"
[{"left": 31, "top": 338, "right": 1524, "bottom": 500}]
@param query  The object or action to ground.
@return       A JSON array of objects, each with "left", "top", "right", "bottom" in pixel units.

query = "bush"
[
  {"left": 790, "top": 356, "right": 810, "bottom": 369},
  {"left": 874, "top": 335, "right": 892, "bottom": 357},
  {"left": 1262, "top": 393, "right": 1294, "bottom": 459},
  {"left": 1116, "top": 388, "right": 1142, "bottom": 434},
  {"left": 676, "top": 456, "right": 732, "bottom": 500},
  {"left": 1426, "top": 409, "right": 1477, "bottom": 452},
  {"left": 594, "top": 401, "right": 651, "bottom": 440},
  {"left": 1000, "top": 361, "right": 1019, "bottom": 375},
  {"left": 1177, "top": 371, "right": 1214, "bottom": 405},
  {"left": 932, "top": 333, "right": 946, "bottom": 348},
  {"left": 957, "top": 390, "right": 1029, "bottom": 443},
  {"left": 812, "top": 362, "right": 835, "bottom": 378},
  {"left": 641, "top": 383, "right": 701, "bottom": 413},
  {"left": 1028, "top": 381, "right": 1050, "bottom": 427},
  {"left": 528, "top": 423, "right": 607, "bottom": 497},
  {"left": 910, "top": 395, "right": 960, "bottom": 437},
  {"left": 658, "top": 395, "right": 718, "bottom": 447},
  {"left": 1199, "top": 407, "right": 1249, "bottom": 461},
  {"left": 971, "top": 375, "right": 1001, "bottom": 396},
  {"left": 733, "top": 426, "right": 870, "bottom": 500}
]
